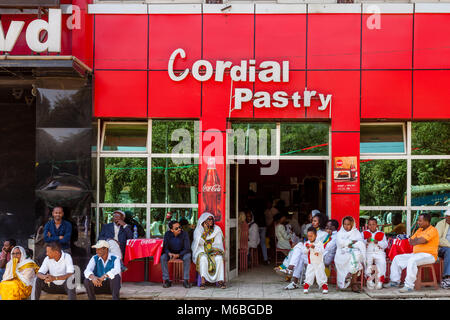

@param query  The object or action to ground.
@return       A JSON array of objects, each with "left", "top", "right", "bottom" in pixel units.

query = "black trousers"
[
  {"left": 34, "top": 277, "right": 76, "bottom": 300},
  {"left": 83, "top": 276, "right": 121, "bottom": 300}
]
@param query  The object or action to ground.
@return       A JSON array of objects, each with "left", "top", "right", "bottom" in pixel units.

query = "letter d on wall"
[{"left": 26, "top": 9, "right": 62, "bottom": 53}]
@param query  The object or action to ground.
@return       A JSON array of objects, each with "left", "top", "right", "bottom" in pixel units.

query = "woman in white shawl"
[
  {"left": 0, "top": 246, "right": 39, "bottom": 300},
  {"left": 192, "top": 212, "right": 226, "bottom": 289},
  {"left": 334, "top": 216, "right": 366, "bottom": 293}
]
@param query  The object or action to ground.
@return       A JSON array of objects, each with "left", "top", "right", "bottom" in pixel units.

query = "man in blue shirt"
[
  {"left": 44, "top": 207, "right": 72, "bottom": 253},
  {"left": 161, "top": 220, "right": 192, "bottom": 288}
]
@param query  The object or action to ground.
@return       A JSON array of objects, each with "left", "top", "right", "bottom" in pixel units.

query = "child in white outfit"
[
  {"left": 302, "top": 226, "right": 329, "bottom": 294},
  {"left": 362, "top": 218, "right": 388, "bottom": 290}
]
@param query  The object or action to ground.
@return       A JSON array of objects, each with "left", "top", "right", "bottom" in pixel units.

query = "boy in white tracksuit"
[
  {"left": 302, "top": 226, "right": 328, "bottom": 294},
  {"left": 362, "top": 218, "right": 388, "bottom": 290}
]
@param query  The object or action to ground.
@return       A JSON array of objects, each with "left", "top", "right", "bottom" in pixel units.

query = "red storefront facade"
[{"left": 1, "top": 2, "right": 450, "bottom": 281}]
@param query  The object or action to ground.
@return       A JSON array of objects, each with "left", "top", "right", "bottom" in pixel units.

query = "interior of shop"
[{"left": 231, "top": 160, "right": 327, "bottom": 273}]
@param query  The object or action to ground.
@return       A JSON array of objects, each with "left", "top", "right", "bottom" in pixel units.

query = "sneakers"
[
  {"left": 366, "top": 278, "right": 375, "bottom": 290},
  {"left": 382, "top": 281, "right": 400, "bottom": 289},
  {"left": 303, "top": 283, "right": 310, "bottom": 294},
  {"left": 322, "top": 284, "right": 328, "bottom": 294},
  {"left": 163, "top": 280, "right": 172, "bottom": 288},
  {"left": 183, "top": 280, "right": 192, "bottom": 289},
  {"left": 399, "top": 286, "right": 414, "bottom": 293},
  {"left": 284, "top": 282, "right": 299, "bottom": 290},
  {"left": 376, "top": 280, "right": 383, "bottom": 290}
]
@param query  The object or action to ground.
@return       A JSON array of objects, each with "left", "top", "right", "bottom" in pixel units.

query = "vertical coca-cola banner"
[{"left": 199, "top": 130, "right": 226, "bottom": 234}]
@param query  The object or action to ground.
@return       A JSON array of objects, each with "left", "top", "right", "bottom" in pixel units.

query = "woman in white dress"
[
  {"left": 334, "top": 216, "right": 366, "bottom": 292},
  {"left": 191, "top": 212, "right": 226, "bottom": 289}
]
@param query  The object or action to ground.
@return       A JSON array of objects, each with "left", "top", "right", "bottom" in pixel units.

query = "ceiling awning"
[
  {"left": 0, "top": 55, "right": 91, "bottom": 84},
  {"left": 0, "top": 1, "right": 60, "bottom": 8}
]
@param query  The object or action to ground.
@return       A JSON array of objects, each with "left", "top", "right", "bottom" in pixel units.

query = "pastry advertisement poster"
[{"left": 333, "top": 156, "right": 359, "bottom": 193}]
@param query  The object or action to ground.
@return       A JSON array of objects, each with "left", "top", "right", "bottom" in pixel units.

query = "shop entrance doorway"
[{"left": 226, "top": 159, "right": 328, "bottom": 281}]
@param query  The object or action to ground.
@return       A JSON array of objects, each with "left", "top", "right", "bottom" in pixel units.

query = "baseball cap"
[
  {"left": 113, "top": 210, "right": 126, "bottom": 218},
  {"left": 92, "top": 240, "right": 110, "bottom": 249},
  {"left": 312, "top": 209, "right": 321, "bottom": 217}
]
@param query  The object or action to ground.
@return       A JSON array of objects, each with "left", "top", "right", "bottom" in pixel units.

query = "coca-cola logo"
[
  {"left": 203, "top": 184, "right": 221, "bottom": 192},
  {"left": 336, "top": 160, "right": 343, "bottom": 167}
]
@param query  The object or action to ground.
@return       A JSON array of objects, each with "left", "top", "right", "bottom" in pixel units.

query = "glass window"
[
  {"left": 92, "top": 122, "right": 98, "bottom": 152},
  {"left": 150, "top": 208, "right": 198, "bottom": 238},
  {"left": 102, "top": 123, "right": 147, "bottom": 152},
  {"left": 151, "top": 158, "right": 198, "bottom": 204},
  {"left": 360, "top": 124, "right": 405, "bottom": 154},
  {"left": 152, "top": 120, "right": 199, "bottom": 154},
  {"left": 359, "top": 210, "right": 407, "bottom": 236},
  {"left": 229, "top": 123, "right": 277, "bottom": 156},
  {"left": 411, "top": 160, "right": 450, "bottom": 206},
  {"left": 412, "top": 122, "right": 450, "bottom": 155},
  {"left": 100, "top": 158, "right": 147, "bottom": 203},
  {"left": 360, "top": 160, "right": 406, "bottom": 206},
  {"left": 100, "top": 207, "right": 147, "bottom": 238},
  {"left": 280, "top": 123, "right": 329, "bottom": 156}
]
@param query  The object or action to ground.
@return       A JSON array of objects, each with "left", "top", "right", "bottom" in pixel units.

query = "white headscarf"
[
  {"left": 2, "top": 246, "right": 38, "bottom": 287},
  {"left": 336, "top": 217, "right": 366, "bottom": 257},
  {"left": 191, "top": 212, "right": 224, "bottom": 263}
]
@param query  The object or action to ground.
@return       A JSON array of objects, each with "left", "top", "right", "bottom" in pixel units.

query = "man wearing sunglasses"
[{"left": 161, "top": 220, "right": 192, "bottom": 288}]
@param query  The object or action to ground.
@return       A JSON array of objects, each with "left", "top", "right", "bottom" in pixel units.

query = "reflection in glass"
[
  {"left": 36, "top": 78, "right": 91, "bottom": 128},
  {"left": 99, "top": 207, "right": 146, "bottom": 238},
  {"left": 103, "top": 123, "right": 147, "bottom": 152},
  {"left": 152, "top": 120, "right": 199, "bottom": 154},
  {"left": 151, "top": 158, "right": 198, "bottom": 204},
  {"left": 229, "top": 123, "right": 277, "bottom": 156},
  {"left": 411, "top": 160, "right": 450, "bottom": 206},
  {"left": 360, "top": 160, "right": 406, "bottom": 206},
  {"left": 360, "top": 124, "right": 405, "bottom": 154},
  {"left": 412, "top": 122, "right": 450, "bottom": 155},
  {"left": 359, "top": 210, "right": 407, "bottom": 236},
  {"left": 150, "top": 208, "right": 198, "bottom": 238},
  {"left": 36, "top": 128, "right": 91, "bottom": 186},
  {"left": 280, "top": 122, "right": 329, "bottom": 156},
  {"left": 100, "top": 158, "right": 147, "bottom": 203}
]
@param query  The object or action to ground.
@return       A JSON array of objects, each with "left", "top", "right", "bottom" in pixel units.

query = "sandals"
[
  {"left": 200, "top": 283, "right": 206, "bottom": 290},
  {"left": 218, "top": 281, "right": 227, "bottom": 289}
]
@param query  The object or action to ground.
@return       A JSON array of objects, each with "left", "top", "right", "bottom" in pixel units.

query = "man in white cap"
[
  {"left": 83, "top": 240, "right": 122, "bottom": 300},
  {"left": 436, "top": 209, "right": 450, "bottom": 283},
  {"left": 98, "top": 210, "right": 133, "bottom": 262}
]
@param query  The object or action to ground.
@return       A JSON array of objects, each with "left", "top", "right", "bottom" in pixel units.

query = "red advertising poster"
[{"left": 333, "top": 156, "right": 359, "bottom": 193}]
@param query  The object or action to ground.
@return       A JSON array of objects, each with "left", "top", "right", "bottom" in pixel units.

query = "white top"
[
  {"left": 114, "top": 224, "right": 120, "bottom": 241},
  {"left": 275, "top": 224, "right": 291, "bottom": 250},
  {"left": 84, "top": 253, "right": 121, "bottom": 280},
  {"left": 302, "top": 239, "right": 325, "bottom": 265},
  {"left": 248, "top": 221, "right": 260, "bottom": 249},
  {"left": 38, "top": 252, "right": 75, "bottom": 286}
]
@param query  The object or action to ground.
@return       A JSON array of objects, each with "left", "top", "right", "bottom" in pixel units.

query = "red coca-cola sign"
[
  {"left": 336, "top": 159, "right": 343, "bottom": 167},
  {"left": 202, "top": 157, "right": 222, "bottom": 222}
]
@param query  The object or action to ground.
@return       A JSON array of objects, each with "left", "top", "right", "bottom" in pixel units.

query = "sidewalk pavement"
[{"left": 39, "top": 265, "right": 450, "bottom": 300}]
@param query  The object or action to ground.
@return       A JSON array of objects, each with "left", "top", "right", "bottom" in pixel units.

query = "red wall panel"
[
  {"left": 331, "top": 193, "right": 360, "bottom": 228},
  {"left": 203, "top": 75, "right": 254, "bottom": 128},
  {"left": 414, "top": 14, "right": 450, "bottom": 69},
  {"left": 255, "top": 14, "right": 306, "bottom": 70},
  {"left": 72, "top": 0, "right": 94, "bottom": 68},
  {"left": 148, "top": 71, "right": 201, "bottom": 118},
  {"left": 94, "top": 70, "right": 147, "bottom": 118},
  {"left": 413, "top": 70, "right": 450, "bottom": 119},
  {"left": 203, "top": 14, "right": 254, "bottom": 65},
  {"left": 149, "top": 14, "right": 202, "bottom": 70},
  {"left": 361, "top": 71, "right": 412, "bottom": 119},
  {"left": 94, "top": 15, "right": 148, "bottom": 70},
  {"left": 362, "top": 14, "right": 413, "bottom": 69},
  {"left": 253, "top": 71, "right": 306, "bottom": 119},
  {"left": 307, "top": 14, "right": 360, "bottom": 70},
  {"left": 307, "top": 71, "right": 360, "bottom": 127}
]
